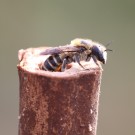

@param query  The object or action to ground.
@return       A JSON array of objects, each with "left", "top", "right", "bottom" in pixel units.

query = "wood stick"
[{"left": 17, "top": 47, "right": 102, "bottom": 135}]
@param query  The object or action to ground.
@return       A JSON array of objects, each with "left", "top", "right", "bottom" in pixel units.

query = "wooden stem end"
[{"left": 17, "top": 47, "right": 102, "bottom": 135}]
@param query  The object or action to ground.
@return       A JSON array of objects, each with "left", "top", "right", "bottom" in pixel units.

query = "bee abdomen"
[{"left": 43, "top": 54, "right": 63, "bottom": 71}]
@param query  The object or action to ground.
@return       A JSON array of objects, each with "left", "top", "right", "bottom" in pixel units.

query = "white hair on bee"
[{"left": 70, "top": 38, "right": 93, "bottom": 50}]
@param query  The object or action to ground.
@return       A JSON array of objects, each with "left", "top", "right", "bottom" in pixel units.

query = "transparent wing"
[{"left": 40, "top": 45, "right": 83, "bottom": 55}]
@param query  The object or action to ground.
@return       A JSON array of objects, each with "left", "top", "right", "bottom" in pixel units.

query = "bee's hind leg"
[{"left": 61, "top": 58, "right": 67, "bottom": 72}]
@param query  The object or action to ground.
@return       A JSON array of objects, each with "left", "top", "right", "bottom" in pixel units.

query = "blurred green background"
[{"left": 0, "top": 0, "right": 135, "bottom": 135}]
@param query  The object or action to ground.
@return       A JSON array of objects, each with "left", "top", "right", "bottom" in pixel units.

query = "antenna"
[
  {"left": 105, "top": 41, "right": 112, "bottom": 47},
  {"left": 105, "top": 41, "right": 113, "bottom": 52},
  {"left": 105, "top": 49, "right": 113, "bottom": 51}
]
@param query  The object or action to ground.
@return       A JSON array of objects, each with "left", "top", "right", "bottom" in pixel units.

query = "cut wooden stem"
[{"left": 17, "top": 47, "right": 102, "bottom": 135}]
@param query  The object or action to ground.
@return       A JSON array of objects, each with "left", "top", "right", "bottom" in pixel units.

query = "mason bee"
[{"left": 40, "top": 38, "right": 112, "bottom": 72}]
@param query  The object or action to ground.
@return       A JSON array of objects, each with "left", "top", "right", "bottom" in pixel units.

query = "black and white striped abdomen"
[{"left": 43, "top": 54, "right": 63, "bottom": 71}]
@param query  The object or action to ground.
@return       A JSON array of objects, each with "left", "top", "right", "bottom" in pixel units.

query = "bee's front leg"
[{"left": 92, "top": 55, "right": 102, "bottom": 70}]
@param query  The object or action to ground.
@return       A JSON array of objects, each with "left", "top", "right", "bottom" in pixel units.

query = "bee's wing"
[{"left": 40, "top": 45, "right": 82, "bottom": 55}]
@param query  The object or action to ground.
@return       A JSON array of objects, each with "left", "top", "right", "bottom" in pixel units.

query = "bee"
[{"left": 40, "top": 38, "right": 112, "bottom": 72}]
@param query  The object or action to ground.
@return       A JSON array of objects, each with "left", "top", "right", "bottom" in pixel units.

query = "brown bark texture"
[{"left": 17, "top": 47, "right": 102, "bottom": 135}]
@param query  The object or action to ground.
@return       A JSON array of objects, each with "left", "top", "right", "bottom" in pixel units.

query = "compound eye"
[
  {"left": 92, "top": 46, "right": 104, "bottom": 61},
  {"left": 92, "top": 46, "right": 100, "bottom": 54}
]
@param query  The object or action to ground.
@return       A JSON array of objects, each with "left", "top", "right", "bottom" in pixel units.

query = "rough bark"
[{"left": 17, "top": 47, "right": 102, "bottom": 135}]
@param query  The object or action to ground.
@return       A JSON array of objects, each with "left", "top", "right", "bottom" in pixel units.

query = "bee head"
[{"left": 92, "top": 44, "right": 108, "bottom": 64}]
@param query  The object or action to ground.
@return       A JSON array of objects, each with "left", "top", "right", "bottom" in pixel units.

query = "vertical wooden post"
[{"left": 17, "top": 47, "right": 102, "bottom": 135}]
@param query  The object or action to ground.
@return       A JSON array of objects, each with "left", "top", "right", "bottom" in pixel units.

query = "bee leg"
[
  {"left": 86, "top": 54, "right": 91, "bottom": 61},
  {"left": 92, "top": 55, "right": 102, "bottom": 70},
  {"left": 74, "top": 53, "right": 86, "bottom": 70},
  {"left": 61, "top": 58, "right": 67, "bottom": 72}
]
